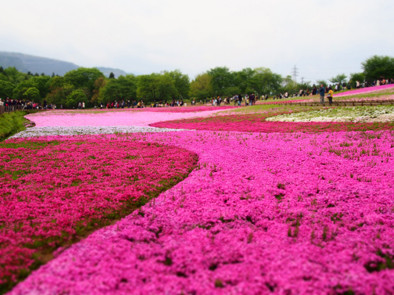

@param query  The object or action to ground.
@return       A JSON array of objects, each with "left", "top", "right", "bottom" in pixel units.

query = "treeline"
[{"left": 0, "top": 55, "right": 392, "bottom": 108}]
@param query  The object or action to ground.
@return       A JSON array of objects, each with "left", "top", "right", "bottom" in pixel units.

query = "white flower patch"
[
  {"left": 10, "top": 126, "right": 187, "bottom": 139},
  {"left": 266, "top": 106, "right": 394, "bottom": 123}
]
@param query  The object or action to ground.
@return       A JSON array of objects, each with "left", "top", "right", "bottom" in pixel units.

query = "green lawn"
[{"left": 0, "top": 111, "right": 32, "bottom": 141}]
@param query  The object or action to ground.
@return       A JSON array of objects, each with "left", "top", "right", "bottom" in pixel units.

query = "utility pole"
[
  {"left": 301, "top": 77, "right": 304, "bottom": 84},
  {"left": 292, "top": 65, "right": 298, "bottom": 83}
]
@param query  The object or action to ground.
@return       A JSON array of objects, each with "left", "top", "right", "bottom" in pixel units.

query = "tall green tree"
[
  {"left": 64, "top": 67, "right": 104, "bottom": 95},
  {"left": 281, "top": 75, "right": 298, "bottom": 94},
  {"left": 207, "top": 67, "right": 235, "bottom": 96},
  {"left": 0, "top": 80, "right": 14, "bottom": 98},
  {"left": 99, "top": 75, "right": 137, "bottom": 103},
  {"left": 66, "top": 89, "right": 88, "bottom": 108},
  {"left": 137, "top": 73, "right": 177, "bottom": 103},
  {"left": 46, "top": 76, "right": 66, "bottom": 90},
  {"left": 234, "top": 68, "right": 254, "bottom": 94},
  {"left": 3, "top": 67, "right": 26, "bottom": 84},
  {"left": 46, "top": 84, "right": 74, "bottom": 107},
  {"left": 0, "top": 72, "right": 8, "bottom": 82},
  {"left": 349, "top": 72, "right": 366, "bottom": 87},
  {"left": 136, "top": 74, "right": 158, "bottom": 101},
  {"left": 250, "top": 67, "right": 282, "bottom": 95},
  {"left": 189, "top": 73, "right": 213, "bottom": 99},
  {"left": 99, "top": 78, "right": 122, "bottom": 104},
  {"left": 117, "top": 75, "right": 138, "bottom": 100},
  {"left": 91, "top": 76, "right": 106, "bottom": 104},
  {"left": 31, "top": 75, "right": 51, "bottom": 98},
  {"left": 23, "top": 87, "right": 41, "bottom": 101},
  {"left": 45, "top": 77, "right": 74, "bottom": 106},
  {"left": 362, "top": 55, "right": 394, "bottom": 82},
  {"left": 329, "top": 74, "right": 347, "bottom": 84},
  {"left": 156, "top": 75, "right": 177, "bottom": 101},
  {"left": 164, "top": 70, "right": 190, "bottom": 99},
  {"left": 13, "top": 80, "right": 38, "bottom": 100}
]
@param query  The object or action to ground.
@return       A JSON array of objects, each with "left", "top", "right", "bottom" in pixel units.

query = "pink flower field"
[
  {"left": 2, "top": 109, "right": 394, "bottom": 294},
  {"left": 334, "top": 84, "right": 394, "bottom": 98}
]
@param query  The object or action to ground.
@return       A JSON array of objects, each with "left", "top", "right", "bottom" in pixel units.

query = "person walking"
[
  {"left": 238, "top": 94, "right": 242, "bottom": 106},
  {"left": 327, "top": 87, "right": 334, "bottom": 106},
  {"left": 249, "top": 93, "right": 255, "bottom": 106},
  {"left": 319, "top": 84, "right": 325, "bottom": 105}
]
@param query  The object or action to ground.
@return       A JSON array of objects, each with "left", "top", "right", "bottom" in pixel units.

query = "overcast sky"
[{"left": 1, "top": 0, "right": 393, "bottom": 82}]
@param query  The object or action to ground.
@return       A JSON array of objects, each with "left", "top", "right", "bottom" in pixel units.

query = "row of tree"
[
  {"left": 328, "top": 56, "right": 394, "bottom": 87},
  {"left": 0, "top": 55, "right": 392, "bottom": 108}
]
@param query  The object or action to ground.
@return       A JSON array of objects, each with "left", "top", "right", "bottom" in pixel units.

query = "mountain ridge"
[{"left": 0, "top": 51, "right": 128, "bottom": 78}]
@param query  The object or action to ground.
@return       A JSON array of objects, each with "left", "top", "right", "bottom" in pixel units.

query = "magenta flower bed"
[
  {"left": 0, "top": 138, "right": 198, "bottom": 291},
  {"left": 151, "top": 114, "right": 394, "bottom": 133},
  {"left": 9, "top": 130, "right": 393, "bottom": 294},
  {"left": 334, "top": 84, "right": 394, "bottom": 97}
]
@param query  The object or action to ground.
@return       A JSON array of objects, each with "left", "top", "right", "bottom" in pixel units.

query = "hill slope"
[{"left": 0, "top": 52, "right": 127, "bottom": 77}]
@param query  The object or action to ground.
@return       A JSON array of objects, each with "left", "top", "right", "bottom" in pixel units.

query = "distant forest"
[{"left": 0, "top": 55, "right": 392, "bottom": 108}]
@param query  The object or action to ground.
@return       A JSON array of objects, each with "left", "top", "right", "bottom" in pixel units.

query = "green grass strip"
[{"left": 0, "top": 111, "right": 32, "bottom": 141}]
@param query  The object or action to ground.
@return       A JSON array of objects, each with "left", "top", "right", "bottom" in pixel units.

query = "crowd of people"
[
  {"left": 0, "top": 97, "right": 43, "bottom": 113},
  {"left": 273, "top": 78, "right": 393, "bottom": 100},
  {"left": 99, "top": 98, "right": 190, "bottom": 109},
  {"left": 210, "top": 94, "right": 260, "bottom": 106},
  {"left": 100, "top": 77, "right": 393, "bottom": 109},
  {"left": 100, "top": 100, "right": 145, "bottom": 109}
]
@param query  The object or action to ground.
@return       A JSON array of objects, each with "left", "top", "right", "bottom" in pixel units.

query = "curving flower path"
[
  {"left": 25, "top": 109, "right": 228, "bottom": 128},
  {"left": 151, "top": 113, "right": 394, "bottom": 133},
  {"left": 333, "top": 84, "right": 394, "bottom": 98},
  {"left": 5, "top": 110, "right": 394, "bottom": 294}
]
